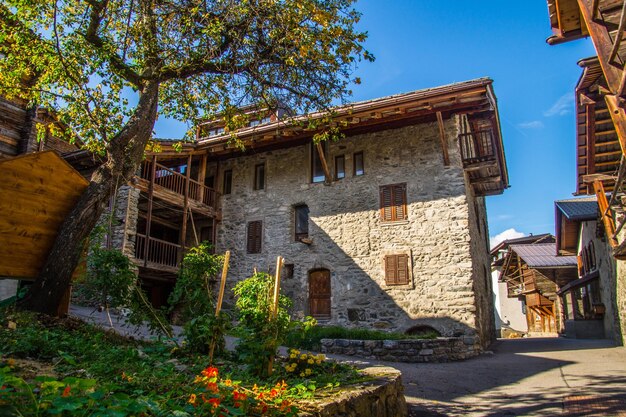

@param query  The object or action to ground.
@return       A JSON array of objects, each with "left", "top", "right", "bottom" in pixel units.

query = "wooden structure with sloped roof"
[{"left": 0, "top": 151, "right": 88, "bottom": 280}]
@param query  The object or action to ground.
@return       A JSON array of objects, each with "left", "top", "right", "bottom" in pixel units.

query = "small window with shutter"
[
  {"left": 384, "top": 254, "right": 410, "bottom": 285},
  {"left": 247, "top": 220, "right": 262, "bottom": 254},
  {"left": 379, "top": 183, "right": 407, "bottom": 222}
]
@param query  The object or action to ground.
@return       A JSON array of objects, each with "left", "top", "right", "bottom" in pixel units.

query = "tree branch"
[{"left": 83, "top": 0, "right": 143, "bottom": 88}]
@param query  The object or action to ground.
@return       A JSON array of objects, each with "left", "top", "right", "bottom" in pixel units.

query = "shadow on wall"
[{"left": 275, "top": 195, "right": 485, "bottom": 343}]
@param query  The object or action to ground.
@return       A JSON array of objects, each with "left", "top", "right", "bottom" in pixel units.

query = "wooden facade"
[
  {"left": 0, "top": 151, "right": 88, "bottom": 279},
  {"left": 547, "top": 0, "right": 626, "bottom": 258}
]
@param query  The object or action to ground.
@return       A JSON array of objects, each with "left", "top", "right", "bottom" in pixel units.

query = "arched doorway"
[{"left": 309, "top": 269, "right": 331, "bottom": 319}]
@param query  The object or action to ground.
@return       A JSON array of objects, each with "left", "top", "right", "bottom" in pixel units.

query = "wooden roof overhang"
[
  {"left": 575, "top": 57, "right": 621, "bottom": 194},
  {"left": 546, "top": 0, "right": 589, "bottom": 45},
  {"left": 156, "top": 78, "right": 509, "bottom": 196}
]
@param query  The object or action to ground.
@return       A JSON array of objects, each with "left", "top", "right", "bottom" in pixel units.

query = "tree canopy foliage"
[
  {"left": 1, "top": 0, "right": 371, "bottom": 148},
  {"left": 1, "top": 0, "right": 371, "bottom": 314}
]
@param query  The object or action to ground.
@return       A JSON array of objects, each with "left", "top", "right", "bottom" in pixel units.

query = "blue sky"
[{"left": 155, "top": 1, "right": 596, "bottom": 246}]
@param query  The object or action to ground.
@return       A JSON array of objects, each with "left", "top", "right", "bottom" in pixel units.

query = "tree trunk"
[{"left": 19, "top": 82, "right": 160, "bottom": 315}]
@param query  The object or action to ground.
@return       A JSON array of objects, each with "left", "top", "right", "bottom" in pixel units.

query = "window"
[
  {"left": 254, "top": 163, "right": 265, "bottom": 190},
  {"left": 384, "top": 254, "right": 410, "bottom": 285},
  {"left": 311, "top": 142, "right": 328, "bottom": 183},
  {"left": 283, "top": 264, "right": 294, "bottom": 279},
  {"left": 223, "top": 169, "right": 232, "bottom": 195},
  {"left": 353, "top": 151, "right": 364, "bottom": 176},
  {"left": 247, "top": 221, "right": 262, "bottom": 253},
  {"left": 379, "top": 183, "right": 407, "bottom": 222},
  {"left": 294, "top": 204, "right": 309, "bottom": 241},
  {"left": 335, "top": 155, "right": 345, "bottom": 180}
]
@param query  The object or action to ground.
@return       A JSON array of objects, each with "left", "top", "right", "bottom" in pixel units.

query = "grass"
[
  {"left": 285, "top": 325, "right": 439, "bottom": 351},
  {"left": 0, "top": 310, "right": 362, "bottom": 416}
]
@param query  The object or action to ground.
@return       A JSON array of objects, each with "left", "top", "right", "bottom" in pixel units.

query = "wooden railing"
[
  {"left": 459, "top": 129, "right": 496, "bottom": 166},
  {"left": 140, "top": 160, "right": 218, "bottom": 209},
  {"left": 135, "top": 233, "right": 180, "bottom": 268}
]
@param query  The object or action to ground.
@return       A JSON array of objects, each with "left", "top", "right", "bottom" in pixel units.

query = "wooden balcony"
[
  {"left": 459, "top": 128, "right": 506, "bottom": 196},
  {"left": 134, "top": 233, "right": 180, "bottom": 273},
  {"left": 132, "top": 160, "right": 219, "bottom": 218}
]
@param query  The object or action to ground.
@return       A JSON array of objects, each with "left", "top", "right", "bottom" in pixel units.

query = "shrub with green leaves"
[
  {"left": 168, "top": 242, "right": 226, "bottom": 354},
  {"left": 233, "top": 272, "right": 293, "bottom": 377}
]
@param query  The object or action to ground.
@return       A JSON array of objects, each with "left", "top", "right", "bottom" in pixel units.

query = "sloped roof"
[
  {"left": 555, "top": 196, "right": 598, "bottom": 221},
  {"left": 509, "top": 243, "right": 577, "bottom": 268}
]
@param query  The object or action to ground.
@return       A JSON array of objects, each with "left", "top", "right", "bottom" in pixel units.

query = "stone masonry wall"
[
  {"left": 320, "top": 337, "right": 479, "bottom": 363},
  {"left": 581, "top": 220, "right": 620, "bottom": 342},
  {"left": 216, "top": 119, "right": 490, "bottom": 341}
]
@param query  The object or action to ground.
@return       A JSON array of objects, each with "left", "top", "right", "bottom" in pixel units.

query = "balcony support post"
[
  {"left": 179, "top": 154, "right": 192, "bottom": 261},
  {"left": 144, "top": 155, "right": 157, "bottom": 267}
]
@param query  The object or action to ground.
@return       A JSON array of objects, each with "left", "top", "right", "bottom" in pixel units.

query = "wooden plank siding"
[{"left": 0, "top": 151, "right": 88, "bottom": 280}]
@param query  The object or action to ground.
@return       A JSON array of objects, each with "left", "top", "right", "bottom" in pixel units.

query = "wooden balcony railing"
[
  {"left": 459, "top": 129, "right": 496, "bottom": 166},
  {"left": 140, "top": 160, "right": 218, "bottom": 209},
  {"left": 135, "top": 233, "right": 180, "bottom": 268}
]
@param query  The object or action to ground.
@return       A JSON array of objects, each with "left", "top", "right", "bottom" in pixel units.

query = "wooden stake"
[
  {"left": 215, "top": 251, "right": 230, "bottom": 316},
  {"left": 267, "top": 256, "right": 284, "bottom": 376},
  {"left": 209, "top": 251, "right": 231, "bottom": 364},
  {"left": 315, "top": 142, "right": 332, "bottom": 184}
]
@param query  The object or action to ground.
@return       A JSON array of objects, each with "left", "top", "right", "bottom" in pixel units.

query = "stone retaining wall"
[
  {"left": 320, "top": 337, "right": 480, "bottom": 362},
  {"left": 298, "top": 366, "right": 406, "bottom": 417}
]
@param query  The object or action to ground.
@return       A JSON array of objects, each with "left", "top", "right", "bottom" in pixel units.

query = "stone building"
[{"left": 110, "top": 78, "right": 508, "bottom": 350}]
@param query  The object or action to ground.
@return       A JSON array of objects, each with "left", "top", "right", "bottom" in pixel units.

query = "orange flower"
[
  {"left": 201, "top": 366, "right": 218, "bottom": 378},
  {"left": 233, "top": 391, "right": 247, "bottom": 401},
  {"left": 224, "top": 379, "right": 232, "bottom": 386},
  {"left": 62, "top": 385, "right": 71, "bottom": 397},
  {"left": 188, "top": 394, "right": 197, "bottom": 405},
  {"left": 208, "top": 397, "right": 221, "bottom": 408},
  {"left": 269, "top": 389, "right": 278, "bottom": 398},
  {"left": 280, "top": 399, "right": 291, "bottom": 411},
  {"left": 206, "top": 382, "right": 219, "bottom": 393}
]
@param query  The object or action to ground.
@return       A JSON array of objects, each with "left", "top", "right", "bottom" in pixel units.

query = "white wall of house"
[{"left": 492, "top": 268, "right": 527, "bottom": 336}]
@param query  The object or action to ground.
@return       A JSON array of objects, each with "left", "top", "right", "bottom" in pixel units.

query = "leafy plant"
[
  {"left": 80, "top": 226, "right": 173, "bottom": 339},
  {"left": 233, "top": 272, "right": 293, "bottom": 377},
  {"left": 168, "top": 242, "right": 227, "bottom": 354}
]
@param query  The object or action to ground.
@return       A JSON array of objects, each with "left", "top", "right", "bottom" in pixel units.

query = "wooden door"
[{"left": 309, "top": 269, "right": 331, "bottom": 319}]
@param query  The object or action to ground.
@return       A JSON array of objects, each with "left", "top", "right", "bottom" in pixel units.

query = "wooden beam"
[
  {"left": 593, "top": 180, "right": 619, "bottom": 248},
  {"left": 604, "top": 94, "right": 626, "bottom": 156},
  {"left": 198, "top": 154, "right": 207, "bottom": 202},
  {"left": 138, "top": 211, "right": 179, "bottom": 230},
  {"left": 586, "top": 103, "right": 596, "bottom": 175},
  {"left": 144, "top": 155, "right": 157, "bottom": 267},
  {"left": 436, "top": 111, "right": 450, "bottom": 166},
  {"left": 578, "top": 0, "right": 625, "bottom": 97},
  {"left": 315, "top": 142, "right": 332, "bottom": 184}
]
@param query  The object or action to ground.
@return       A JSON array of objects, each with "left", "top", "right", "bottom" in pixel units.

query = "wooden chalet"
[
  {"left": 499, "top": 242, "right": 577, "bottom": 334},
  {"left": 127, "top": 78, "right": 509, "bottom": 305},
  {"left": 546, "top": 0, "right": 626, "bottom": 258}
]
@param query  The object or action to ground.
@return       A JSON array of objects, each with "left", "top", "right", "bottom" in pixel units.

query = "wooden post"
[
  {"left": 593, "top": 180, "right": 619, "bottom": 248},
  {"left": 315, "top": 142, "right": 332, "bottom": 184},
  {"left": 209, "top": 251, "right": 230, "bottom": 364},
  {"left": 144, "top": 155, "right": 157, "bottom": 267},
  {"left": 267, "top": 256, "right": 284, "bottom": 376},
  {"left": 436, "top": 111, "right": 450, "bottom": 166},
  {"left": 198, "top": 154, "right": 207, "bottom": 202},
  {"left": 180, "top": 154, "right": 192, "bottom": 259}
]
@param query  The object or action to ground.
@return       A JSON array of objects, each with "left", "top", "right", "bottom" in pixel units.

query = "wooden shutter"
[
  {"left": 384, "top": 254, "right": 409, "bottom": 285},
  {"left": 247, "top": 221, "right": 262, "bottom": 253},
  {"left": 380, "top": 183, "right": 407, "bottom": 221},
  {"left": 380, "top": 185, "right": 393, "bottom": 221}
]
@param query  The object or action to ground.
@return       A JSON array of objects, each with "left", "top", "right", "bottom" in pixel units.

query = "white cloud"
[
  {"left": 517, "top": 120, "right": 544, "bottom": 129},
  {"left": 490, "top": 228, "right": 526, "bottom": 249},
  {"left": 544, "top": 93, "right": 573, "bottom": 117}
]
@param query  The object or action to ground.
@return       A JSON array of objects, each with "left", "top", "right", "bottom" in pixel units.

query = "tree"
[{"left": 0, "top": 0, "right": 371, "bottom": 315}]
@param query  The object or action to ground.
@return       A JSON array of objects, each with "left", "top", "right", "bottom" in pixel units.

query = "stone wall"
[
  {"left": 110, "top": 185, "right": 141, "bottom": 258},
  {"left": 297, "top": 366, "right": 406, "bottom": 417},
  {"left": 320, "top": 337, "right": 479, "bottom": 363},
  {"left": 216, "top": 118, "right": 493, "bottom": 343},
  {"left": 581, "top": 220, "right": 620, "bottom": 342},
  {"left": 0, "top": 279, "right": 18, "bottom": 302}
]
